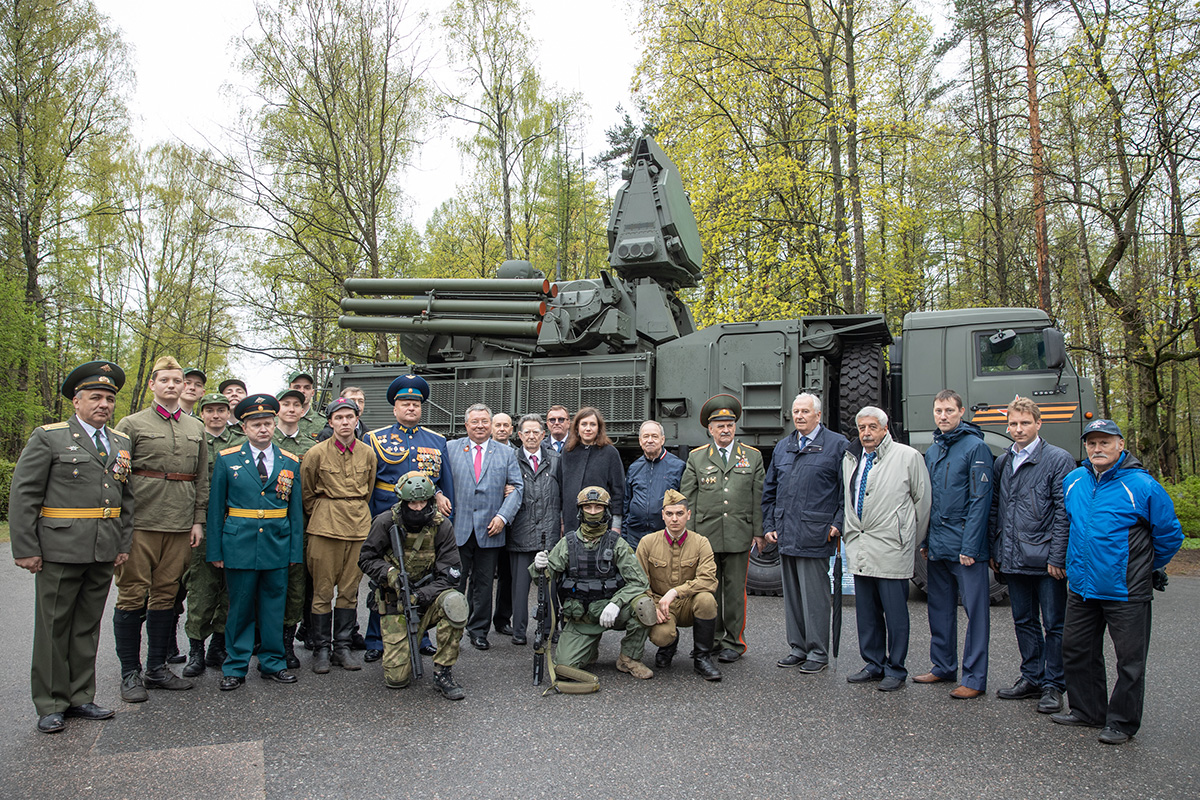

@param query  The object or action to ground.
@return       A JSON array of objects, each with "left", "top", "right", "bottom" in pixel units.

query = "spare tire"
[
  {"left": 747, "top": 544, "right": 783, "bottom": 596},
  {"left": 837, "top": 340, "right": 886, "bottom": 437}
]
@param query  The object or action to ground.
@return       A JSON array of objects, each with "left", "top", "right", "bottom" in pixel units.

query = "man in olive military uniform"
[
  {"left": 181, "top": 393, "right": 237, "bottom": 676},
  {"left": 635, "top": 489, "right": 722, "bottom": 681},
  {"left": 358, "top": 471, "right": 469, "bottom": 700},
  {"left": 273, "top": 387, "right": 320, "bottom": 667},
  {"left": 10, "top": 361, "right": 134, "bottom": 733},
  {"left": 287, "top": 369, "right": 326, "bottom": 441},
  {"left": 113, "top": 356, "right": 209, "bottom": 700},
  {"left": 207, "top": 394, "right": 304, "bottom": 691},
  {"left": 362, "top": 374, "right": 456, "bottom": 661},
  {"left": 681, "top": 394, "right": 765, "bottom": 663},
  {"left": 532, "top": 487, "right": 657, "bottom": 680},
  {"left": 181, "top": 368, "right": 207, "bottom": 416}
]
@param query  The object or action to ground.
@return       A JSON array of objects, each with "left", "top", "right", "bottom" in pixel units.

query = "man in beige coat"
[{"left": 841, "top": 406, "right": 930, "bottom": 692}]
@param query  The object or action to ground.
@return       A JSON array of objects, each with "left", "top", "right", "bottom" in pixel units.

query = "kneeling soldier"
[
  {"left": 636, "top": 489, "right": 722, "bottom": 680},
  {"left": 532, "top": 486, "right": 657, "bottom": 680},
  {"left": 358, "top": 472, "right": 468, "bottom": 700}
]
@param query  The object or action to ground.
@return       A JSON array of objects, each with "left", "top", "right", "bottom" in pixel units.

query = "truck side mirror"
[{"left": 1043, "top": 328, "right": 1066, "bottom": 370}]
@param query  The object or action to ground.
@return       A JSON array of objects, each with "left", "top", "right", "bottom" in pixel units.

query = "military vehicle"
[{"left": 331, "top": 137, "right": 1098, "bottom": 598}]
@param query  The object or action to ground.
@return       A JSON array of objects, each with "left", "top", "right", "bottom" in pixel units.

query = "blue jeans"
[{"left": 1006, "top": 572, "right": 1066, "bottom": 690}]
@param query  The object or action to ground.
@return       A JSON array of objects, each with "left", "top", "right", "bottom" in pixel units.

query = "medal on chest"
[
  {"left": 113, "top": 450, "right": 131, "bottom": 482},
  {"left": 277, "top": 468, "right": 294, "bottom": 501}
]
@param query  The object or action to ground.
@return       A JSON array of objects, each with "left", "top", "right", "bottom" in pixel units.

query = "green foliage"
[
  {"left": 0, "top": 458, "right": 14, "bottom": 521},
  {"left": 1164, "top": 476, "right": 1200, "bottom": 539}
]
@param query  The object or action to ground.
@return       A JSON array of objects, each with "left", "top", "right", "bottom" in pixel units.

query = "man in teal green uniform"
[{"left": 207, "top": 394, "right": 304, "bottom": 690}]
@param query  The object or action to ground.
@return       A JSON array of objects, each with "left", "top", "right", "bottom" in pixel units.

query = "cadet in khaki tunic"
[
  {"left": 181, "top": 393, "right": 237, "bottom": 677},
  {"left": 680, "top": 394, "right": 764, "bottom": 663},
  {"left": 635, "top": 489, "right": 722, "bottom": 681},
  {"left": 300, "top": 398, "right": 376, "bottom": 673},
  {"left": 10, "top": 361, "right": 134, "bottom": 733},
  {"left": 274, "top": 388, "right": 319, "bottom": 668},
  {"left": 113, "top": 356, "right": 209, "bottom": 701}
]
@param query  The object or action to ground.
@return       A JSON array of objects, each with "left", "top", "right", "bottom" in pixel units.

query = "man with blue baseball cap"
[{"left": 1053, "top": 419, "right": 1182, "bottom": 744}]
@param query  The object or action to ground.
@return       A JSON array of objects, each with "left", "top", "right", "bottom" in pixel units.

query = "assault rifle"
[
  {"left": 388, "top": 521, "right": 424, "bottom": 681},
  {"left": 532, "top": 531, "right": 552, "bottom": 686}
]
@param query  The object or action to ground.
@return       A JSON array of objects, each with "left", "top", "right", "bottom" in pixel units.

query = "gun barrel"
[
  {"left": 338, "top": 315, "right": 543, "bottom": 338},
  {"left": 340, "top": 297, "right": 548, "bottom": 316},
  {"left": 345, "top": 277, "right": 557, "bottom": 296}
]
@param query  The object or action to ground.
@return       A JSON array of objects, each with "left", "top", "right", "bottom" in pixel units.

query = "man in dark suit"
[
  {"left": 445, "top": 403, "right": 523, "bottom": 650},
  {"left": 10, "top": 361, "right": 134, "bottom": 734},
  {"left": 762, "top": 392, "right": 849, "bottom": 674},
  {"left": 207, "top": 394, "right": 305, "bottom": 691}
]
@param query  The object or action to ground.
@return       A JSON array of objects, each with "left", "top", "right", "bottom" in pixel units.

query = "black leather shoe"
[
  {"left": 363, "top": 649, "right": 383, "bottom": 663},
  {"left": 64, "top": 702, "right": 114, "bottom": 720},
  {"left": 717, "top": 648, "right": 742, "bottom": 663},
  {"left": 847, "top": 668, "right": 884, "bottom": 683},
  {"left": 260, "top": 669, "right": 298, "bottom": 684},
  {"left": 349, "top": 631, "right": 367, "bottom": 651},
  {"left": 997, "top": 677, "right": 1041, "bottom": 700},
  {"left": 1098, "top": 726, "right": 1130, "bottom": 745},
  {"left": 511, "top": 635, "right": 527, "bottom": 646},
  {"left": 470, "top": 635, "right": 490, "bottom": 651},
  {"left": 797, "top": 660, "right": 828, "bottom": 673},
  {"left": 777, "top": 654, "right": 804, "bottom": 668},
  {"left": 494, "top": 622, "right": 514, "bottom": 636},
  {"left": 878, "top": 676, "right": 905, "bottom": 692},
  {"left": 1051, "top": 711, "right": 1102, "bottom": 728},
  {"left": 37, "top": 713, "right": 66, "bottom": 733},
  {"left": 219, "top": 675, "right": 245, "bottom": 691},
  {"left": 419, "top": 642, "right": 437, "bottom": 656},
  {"left": 1038, "top": 688, "right": 1064, "bottom": 714}
]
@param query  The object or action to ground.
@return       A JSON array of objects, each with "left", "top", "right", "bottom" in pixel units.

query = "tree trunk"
[{"left": 1019, "top": 0, "right": 1051, "bottom": 315}]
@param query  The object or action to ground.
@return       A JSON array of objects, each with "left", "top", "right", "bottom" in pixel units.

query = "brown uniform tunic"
[{"left": 636, "top": 529, "right": 719, "bottom": 647}]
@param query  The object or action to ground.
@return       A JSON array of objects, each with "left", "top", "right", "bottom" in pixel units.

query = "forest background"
[{"left": 1, "top": 0, "right": 1199, "bottom": 527}]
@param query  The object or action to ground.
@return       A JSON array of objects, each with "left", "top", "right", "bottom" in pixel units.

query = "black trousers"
[
  {"left": 1062, "top": 591, "right": 1152, "bottom": 735},
  {"left": 458, "top": 537, "right": 499, "bottom": 639},
  {"left": 493, "top": 545, "right": 513, "bottom": 629}
]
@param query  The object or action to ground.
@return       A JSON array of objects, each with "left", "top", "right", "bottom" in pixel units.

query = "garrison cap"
[
  {"left": 662, "top": 488, "right": 688, "bottom": 508},
  {"left": 325, "top": 397, "right": 360, "bottom": 419},
  {"left": 576, "top": 486, "right": 611, "bottom": 507},
  {"left": 235, "top": 393, "right": 280, "bottom": 421},
  {"left": 61, "top": 360, "right": 124, "bottom": 399},
  {"left": 276, "top": 388, "right": 306, "bottom": 405},
  {"left": 183, "top": 367, "right": 207, "bottom": 383},
  {"left": 388, "top": 374, "right": 430, "bottom": 404},
  {"left": 700, "top": 393, "right": 742, "bottom": 427},
  {"left": 198, "top": 392, "right": 230, "bottom": 410},
  {"left": 151, "top": 355, "right": 183, "bottom": 375},
  {"left": 1082, "top": 419, "right": 1123, "bottom": 439},
  {"left": 286, "top": 369, "right": 315, "bottom": 386},
  {"left": 219, "top": 378, "right": 247, "bottom": 394}
]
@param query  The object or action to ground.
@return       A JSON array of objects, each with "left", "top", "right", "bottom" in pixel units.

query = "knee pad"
[
  {"left": 634, "top": 595, "right": 658, "bottom": 627},
  {"left": 440, "top": 590, "right": 469, "bottom": 626}
]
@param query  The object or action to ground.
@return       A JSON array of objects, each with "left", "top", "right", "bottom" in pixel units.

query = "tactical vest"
[
  {"left": 386, "top": 510, "right": 441, "bottom": 583},
  {"left": 559, "top": 528, "right": 625, "bottom": 603}
]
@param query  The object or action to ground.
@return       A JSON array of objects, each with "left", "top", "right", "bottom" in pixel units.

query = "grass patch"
[
  {"left": 0, "top": 521, "right": 8, "bottom": 544},
  {"left": 1180, "top": 537, "right": 1200, "bottom": 550}
]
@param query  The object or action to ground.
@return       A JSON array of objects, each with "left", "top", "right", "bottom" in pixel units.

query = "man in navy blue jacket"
[
  {"left": 623, "top": 420, "right": 686, "bottom": 549},
  {"left": 1053, "top": 419, "right": 1182, "bottom": 745},
  {"left": 762, "top": 393, "right": 848, "bottom": 673},
  {"left": 915, "top": 390, "right": 994, "bottom": 699}
]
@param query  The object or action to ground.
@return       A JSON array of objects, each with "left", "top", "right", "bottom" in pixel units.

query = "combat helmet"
[
  {"left": 396, "top": 470, "right": 436, "bottom": 502},
  {"left": 576, "top": 485, "right": 612, "bottom": 529}
]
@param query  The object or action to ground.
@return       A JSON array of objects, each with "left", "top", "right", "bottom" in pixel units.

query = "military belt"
[
  {"left": 227, "top": 507, "right": 288, "bottom": 519},
  {"left": 133, "top": 469, "right": 197, "bottom": 481},
  {"left": 374, "top": 480, "right": 398, "bottom": 492},
  {"left": 39, "top": 506, "right": 120, "bottom": 519}
]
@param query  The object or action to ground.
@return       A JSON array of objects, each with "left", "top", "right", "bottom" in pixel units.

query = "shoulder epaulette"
[
  {"left": 740, "top": 444, "right": 760, "bottom": 452},
  {"left": 109, "top": 428, "right": 130, "bottom": 439},
  {"left": 369, "top": 425, "right": 392, "bottom": 437},
  {"left": 40, "top": 421, "right": 69, "bottom": 431},
  {"left": 420, "top": 427, "right": 446, "bottom": 439},
  {"left": 280, "top": 449, "right": 300, "bottom": 462},
  {"left": 219, "top": 445, "right": 242, "bottom": 456},
  {"left": 690, "top": 445, "right": 708, "bottom": 453}
]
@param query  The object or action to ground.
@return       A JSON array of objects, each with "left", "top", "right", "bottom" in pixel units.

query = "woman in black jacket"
[{"left": 558, "top": 407, "right": 624, "bottom": 535}]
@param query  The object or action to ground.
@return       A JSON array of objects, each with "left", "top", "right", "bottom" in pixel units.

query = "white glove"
[
  {"left": 599, "top": 602, "right": 620, "bottom": 628},
  {"left": 533, "top": 550, "right": 549, "bottom": 570}
]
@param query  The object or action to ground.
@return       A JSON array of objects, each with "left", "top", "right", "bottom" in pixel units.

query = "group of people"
[{"left": 9, "top": 360, "right": 1184, "bottom": 747}]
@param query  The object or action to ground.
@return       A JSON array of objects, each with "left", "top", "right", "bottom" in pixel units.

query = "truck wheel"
[
  {"left": 909, "top": 552, "right": 1009, "bottom": 605},
  {"left": 747, "top": 544, "right": 783, "bottom": 596},
  {"left": 838, "top": 341, "right": 886, "bottom": 437}
]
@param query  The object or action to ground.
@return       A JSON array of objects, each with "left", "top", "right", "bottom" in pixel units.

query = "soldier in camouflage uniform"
[
  {"left": 358, "top": 472, "right": 468, "bottom": 700},
  {"left": 181, "top": 393, "right": 236, "bottom": 676},
  {"left": 532, "top": 486, "right": 657, "bottom": 680}
]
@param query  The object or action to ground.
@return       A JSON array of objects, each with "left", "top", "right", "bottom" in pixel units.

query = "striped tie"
[{"left": 857, "top": 451, "right": 876, "bottom": 517}]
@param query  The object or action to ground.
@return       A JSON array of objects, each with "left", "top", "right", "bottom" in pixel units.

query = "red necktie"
[
  {"left": 474, "top": 444, "right": 482, "bottom": 481},
  {"left": 530, "top": 454, "right": 539, "bottom": 471}
]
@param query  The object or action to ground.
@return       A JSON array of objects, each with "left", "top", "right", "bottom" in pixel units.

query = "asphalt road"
[{"left": 2, "top": 544, "right": 1197, "bottom": 800}]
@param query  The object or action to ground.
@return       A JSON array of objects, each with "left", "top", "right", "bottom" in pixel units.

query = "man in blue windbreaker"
[{"left": 1053, "top": 419, "right": 1182, "bottom": 745}]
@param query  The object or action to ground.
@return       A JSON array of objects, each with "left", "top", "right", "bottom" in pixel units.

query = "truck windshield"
[{"left": 977, "top": 329, "right": 1050, "bottom": 373}]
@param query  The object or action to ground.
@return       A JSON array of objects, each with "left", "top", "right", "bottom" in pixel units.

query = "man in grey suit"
[{"left": 446, "top": 403, "right": 524, "bottom": 650}]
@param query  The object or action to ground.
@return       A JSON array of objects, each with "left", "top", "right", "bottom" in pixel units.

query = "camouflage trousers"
[
  {"left": 183, "top": 535, "right": 228, "bottom": 640},
  {"left": 381, "top": 589, "right": 466, "bottom": 688},
  {"left": 554, "top": 603, "right": 650, "bottom": 668}
]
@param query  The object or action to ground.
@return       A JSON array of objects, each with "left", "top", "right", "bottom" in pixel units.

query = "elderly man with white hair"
[
  {"left": 761, "top": 392, "right": 849, "bottom": 673},
  {"left": 841, "top": 406, "right": 930, "bottom": 692}
]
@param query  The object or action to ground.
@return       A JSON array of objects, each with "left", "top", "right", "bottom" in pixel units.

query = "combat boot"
[
  {"left": 310, "top": 612, "right": 333, "bottom": 674},
  {"left": 329, "top": 608, "right": 362, "bottom": 671},
  {"left": 120, "top": 670, "right": 148, "bottom": 703},
  {"left": 182, "top": 638, "right": 206, "bottom": 678},
  {"left": 205, "top": 631, "right": 228, "bottom": 667},
  {"left": 143, "top": 609, "right": 193, "bottom": 690},
  {"left": 616, "top": 654, "right": 654, "bottom": 680},
  {"left": 283, "top": 624, "right": 301, "bottom": 670},
  {"left": 692, "top": 617, "right": 722, "bottom": 681},
  {"left": 433, "top": 666, "right": 465, "bottom": 700},
  {"left": 655, "top": 638, "right": 678, "bottom": 669}
]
